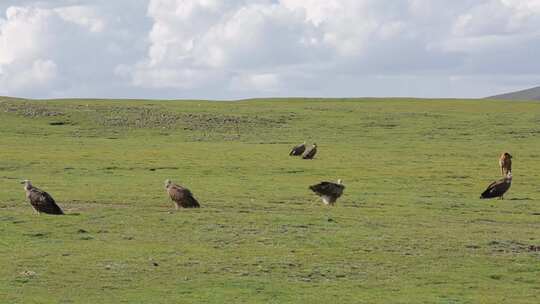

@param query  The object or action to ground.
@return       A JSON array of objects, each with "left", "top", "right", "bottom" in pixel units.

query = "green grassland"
[{"left": 0, "top": 96, "right": 539, "bottom": 303}]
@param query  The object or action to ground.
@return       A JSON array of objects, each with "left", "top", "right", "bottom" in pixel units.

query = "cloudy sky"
[{"left": 1, "top": 0, "right": 539, "bottom": 99}]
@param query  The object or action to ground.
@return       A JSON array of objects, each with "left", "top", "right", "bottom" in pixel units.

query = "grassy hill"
[
  {"left": 487, "top": 86, "right": 540, "bottom": 101},
  {"left": 0, "top": 96, "right": 539, "bottom": 303}
]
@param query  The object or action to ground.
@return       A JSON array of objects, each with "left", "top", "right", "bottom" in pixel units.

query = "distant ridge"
[{"left": 487, "top": 86, "right": 540, "bottom": 100}]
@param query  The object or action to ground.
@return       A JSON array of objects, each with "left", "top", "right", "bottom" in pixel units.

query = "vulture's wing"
[
  {"left": 302, "top": 147, "right": 317, "bottom": 159},
  {"left": 486, "top": 180, "right": 499, "bottom": 189},
  {"left": 168, "top": 185, "right": 200, "bottom": 208},
  {"left": 168, "top": 185, "right": 187, "bottom": 203},
  {"left": 481, "top": 178, "right": 510, "bottom": 198},
  {"left": 28, "top": 188, "right": 63, "bottom": 214},
  {"left": 182, "top": 189, "right": 201, "bottom": 208},
  {"left": 289, "top": 144, "right": 306, "bottom": 156}
]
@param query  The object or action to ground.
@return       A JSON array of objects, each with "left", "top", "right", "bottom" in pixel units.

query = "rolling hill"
[{"left": 487, "top": 86, "right": 540, "bottom": 100}]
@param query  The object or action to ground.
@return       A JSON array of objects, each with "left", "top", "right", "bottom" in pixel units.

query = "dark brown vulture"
[
  {"left": 289, "top": 142, "right": 306, "bottom": 156},
  {"left": 309, "top": 179, "right": 345, "bottom": 205},
  {"left": 21, "top": 180, "right": 64, "bottom": 215},
  {"left": 480, "top": 172, "right": 512, "bottom": 199},
  {"left": 302, "top": 143, "right": 317, "bottom": 159},
  {"left": 499, "top": 152, "right": 512, "bottom": 176},
  {"left": 165, "top": 179, "right": 200, "bottom": 209}
]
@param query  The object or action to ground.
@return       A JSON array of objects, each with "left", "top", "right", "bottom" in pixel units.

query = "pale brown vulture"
[
  {"left": 309, "top": 179, "right": 345, "bottom": 205},
  {"left": 165, "top": 179, "right": 200, "bottom": 209},
  {"left": 480, "top": 172, "right": 512, "bottom": 199},
  {"left": 289, "top": 142, "right": 306, "bottom": 156},
  {"left": 21, "top": 180, "right": 64, "bottom": 215},
  {"left": 302, "top": 143, "right": 317, "bottom": 159},
  {"left": 499, "top": 152, "right": 512, "bottom": 176}
]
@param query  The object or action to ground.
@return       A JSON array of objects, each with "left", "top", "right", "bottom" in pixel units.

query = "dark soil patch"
[
  {"left": 528, "top": 245, "right": 540, "bottom": 252},
  {"left": 362, "top": 121, "right": 399, "bottom": 129},
  {"left": 149, "top": 166, "right": 179, "bottom": 171},
  {"left": 488, "top": 240, "right": 540, "bottom": 254},
  {"left": 49, "top": 121, "right": 71, "bottom": 126},
  {"left": 24, "top": 232, "right": 50, "bottom": 238}
]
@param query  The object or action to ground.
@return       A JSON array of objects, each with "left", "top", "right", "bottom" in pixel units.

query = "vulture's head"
[
  {"left": 506, "top": 172, "right": 512, "bottom": 180},
  {"left": 164, "top": 179, "right": 172, "bottom": 189},
  {"left": 313, "top": 143, "right": 317, "bottom": 147},
  {"left": 20, "top": 179, "right": 32, "bottom": 189},
  {"left": 505, "top": 152, "right": 513, "bottom": 159},
  {"left": 337, "top": 179, "right": 343, "bottom": 185}
]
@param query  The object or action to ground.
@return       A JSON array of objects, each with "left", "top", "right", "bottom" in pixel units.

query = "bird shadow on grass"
[{"left": 508, "top": 197, "right": 533, "bottom": 201}]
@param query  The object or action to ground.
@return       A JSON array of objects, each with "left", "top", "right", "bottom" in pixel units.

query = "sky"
[{"left": 0, "top": 0, "right": 539, "bottom": 100}]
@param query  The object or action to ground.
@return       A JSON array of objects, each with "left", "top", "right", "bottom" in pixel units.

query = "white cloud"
[
  {"left": 124, "top": 0, "right": 472, "bottom": 96},
  {"left": 125, "top": 1, "right": 326, "bottom": 92},
  {"left": 230, "top": 73, "right": 281, "bottom": 92},
  {"left": 0, "top": 59, "right": 57, "bottom": 95},
  {"left": 30, "top": 59, "right": 58, "bottom": 83},
  {"left": 0, "top": 7, "right": 61, "bottom": 93},
  {"left": 0, "top": 1, "right": 149, "bottom": 97},
  {"left": 452, "top": 0, "right": 540, "bottom": 37},
  {"left": 55, "top": 6, "right": 105, "bottom": 33},
  {"left": 1, "top": 0, "right": 539, "bottom": 99},
  {"left": 0, "top": 7, "right": 52, "bottom": 65}
]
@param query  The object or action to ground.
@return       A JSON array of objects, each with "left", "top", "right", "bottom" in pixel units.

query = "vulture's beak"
[{"left": 20, "top": 181, "right": 25, "bottom": 184}]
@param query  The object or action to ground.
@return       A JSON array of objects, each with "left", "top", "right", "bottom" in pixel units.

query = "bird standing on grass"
[
  {"left": 289, "top": 142, "right": 306, "bottom": 156},
  {"left": 499, "top": 152, "right": 512, "bottom": 176},
  {"left": 302, "top": 143, "right": 317, "bottom": 159},
  {"left": 21, "top": 180, "right": 64, "bottom": 215},
  {"left": 480, "top": 172, "right": 512, "bottom": 200},
  {"left": 309, "top": 179, "right": 345, "bottom": 205},
  {"left": 165, "top": 179, "right": 201, "bottom": 209}
]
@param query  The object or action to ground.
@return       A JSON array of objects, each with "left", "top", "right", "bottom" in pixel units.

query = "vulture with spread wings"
[{"left": 309, "top": 179, "right": 345, "bottom": 205}]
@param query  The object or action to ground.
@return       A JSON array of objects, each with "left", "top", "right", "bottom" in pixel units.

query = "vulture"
[
  {"left": 309, "top": 179, "right": 345, "bottom": 205},
  {"left": 480, "top": 172, "right": 512, "bottom": 200},
  {"left": 21, "top": 180, "right": 64, "bottom": 215},
  {"left": 302, "top": 143, "right": 317, "bottom": 159},
  {"left": 499, "top": 152, "right": 512, "bottom": 176},
  {"left": 165, "top": 179, "right": 200, "bottom": 209},
  {"left": 289, "top": 142, "right": 306, "bottom": 156}
]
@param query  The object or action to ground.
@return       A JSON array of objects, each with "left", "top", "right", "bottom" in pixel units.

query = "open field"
[{"left": 0, "top": 97, "right": 539, "bottom": 303}]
